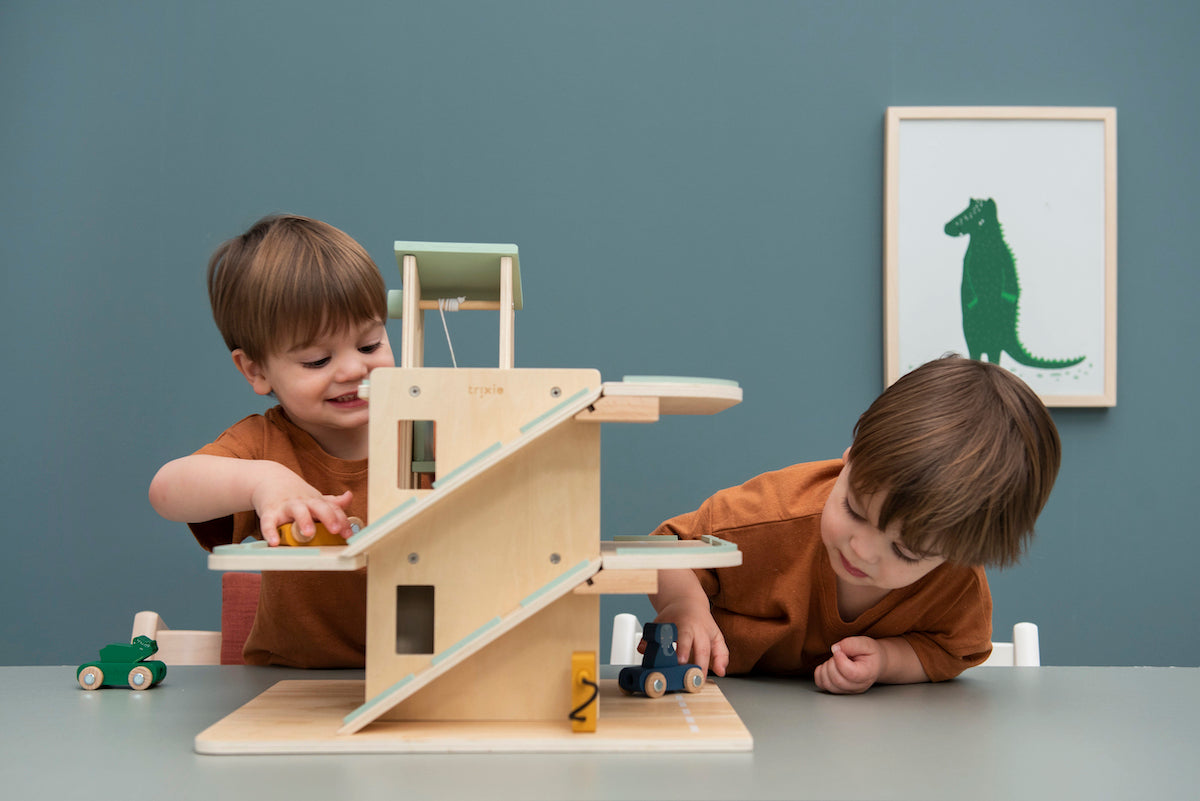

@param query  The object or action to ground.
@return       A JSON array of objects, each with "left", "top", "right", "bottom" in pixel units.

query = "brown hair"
[
  {"left": 206, "top": 214, "right": 387, "bottom": 363},
  {"left": 846, "top": 355, "right": 1062, "bottom": 568}
]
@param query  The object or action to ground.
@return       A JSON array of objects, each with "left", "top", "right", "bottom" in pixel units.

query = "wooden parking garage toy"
[
  {"left": 195, "top": 242, "right": 752, "bottom": 754},
  {"left": 77, "top": 636, "right": 167, "bottom": 691}
]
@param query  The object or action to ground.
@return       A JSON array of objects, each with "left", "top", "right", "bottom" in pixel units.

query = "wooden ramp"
[
  {"left": 195, "top": 678, "right": 751, "bottom": 755},
  {"left": 340, "top": 558, "right": 601, "bottom": 735},
  {"left": 206, "top": 377, "right": 742, "bottom": 574},
  {"left": 206, "top": 381, "right": 604, "bottom": 573}
]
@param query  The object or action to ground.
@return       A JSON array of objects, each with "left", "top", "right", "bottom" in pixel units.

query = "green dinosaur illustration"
[{"left": 944, "top": 198, "right": 1084, "bottom": 369}]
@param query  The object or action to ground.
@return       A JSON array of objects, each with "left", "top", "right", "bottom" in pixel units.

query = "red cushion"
[{"left": 220, "top": 572, "right": 261, "bottom": 665}]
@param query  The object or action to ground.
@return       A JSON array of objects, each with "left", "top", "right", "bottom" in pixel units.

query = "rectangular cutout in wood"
[
  {"left": 395, "top": 585, "right": 435, "bottom": 654},
  {"left": 399, "top": 420, "right": 437, "bottom": 489}
]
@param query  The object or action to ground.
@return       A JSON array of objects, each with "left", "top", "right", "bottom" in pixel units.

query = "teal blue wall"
[{"left": 3, "top": 1, "right": 1197, "bottom": 666}]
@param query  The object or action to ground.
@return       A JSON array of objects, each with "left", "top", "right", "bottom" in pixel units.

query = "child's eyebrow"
[
  {"left": 358, "top": 318, "right": 385, "bottom": 334},
  {"left": 285, "top": 319, "right": 384, "bottom": 354},
  {"left": 286, "top": 341, "right": 324, "bottom": 355}
]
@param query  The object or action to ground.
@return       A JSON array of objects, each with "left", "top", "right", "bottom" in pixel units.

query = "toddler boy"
[
  {"left": 149, "top": 214, "right": 394, "bottom": 667},
  {"left": 649, "top": 356, "right": 1061, "bottom": 693}
]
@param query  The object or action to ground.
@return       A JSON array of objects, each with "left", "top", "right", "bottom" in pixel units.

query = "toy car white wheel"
[
  {"left": 643, "top": 671, "right": 667, "bottom": 699},
  {"left": 683, "top": 666, "right": 705, "bottom": 693},
  {"left": 78, "top": 666, "right": 104, "bottom": 691},
  {"left": 127, "top": 666, "right": 154, "bottom": 690}
]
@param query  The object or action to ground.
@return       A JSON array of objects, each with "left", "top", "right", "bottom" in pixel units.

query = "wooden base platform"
[{"left": 195, "top": 678, "right": 752, "bottom": 755}]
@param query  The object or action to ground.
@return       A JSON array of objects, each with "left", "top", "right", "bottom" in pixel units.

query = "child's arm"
[
  {"left": 649, "top": 568, "right": 729, "bottom": 677},
  {"left": 813, "top": 635, "right": 929, "bottom": 694},
  {"left": 149, "top": 454, "right": 355, "bottom": 546}
]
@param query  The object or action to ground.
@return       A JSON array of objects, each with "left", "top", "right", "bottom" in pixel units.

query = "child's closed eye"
[
  {"left": 844, "top": 497, "right": 924, "bottom": 564},
  {"left": 891, "top": 543, "right": 922, "bottom": 564},
  {"left": 842, "top": 498, "right": 865, "bottom": 521},
  {"left": 302, "top": 357, "right": 331, "bottom": 369},
  {"left": 359, "top": 342, "right": 383, "bottom": 354}
]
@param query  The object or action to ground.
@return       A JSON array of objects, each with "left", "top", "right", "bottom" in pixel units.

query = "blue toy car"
[{"left": 618, "top": 622, "right": 706, "bottom": 698}]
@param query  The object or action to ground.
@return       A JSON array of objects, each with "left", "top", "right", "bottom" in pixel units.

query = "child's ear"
[{"left": 231, "top": 350, "right": 273, "bottom": 396}]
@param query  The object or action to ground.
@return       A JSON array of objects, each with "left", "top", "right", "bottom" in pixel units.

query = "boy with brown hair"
[
  {"left": 149, "top": 214, "right": 395, "bottom": 667},
  {"left": 649, "top": 355, "right": 1061, "bottom": 693}
]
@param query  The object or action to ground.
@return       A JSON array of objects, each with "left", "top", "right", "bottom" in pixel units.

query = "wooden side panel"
[
  {"left": 366, "top": 368, "right": 600, "bottom": 524},
  {"left": 365, "top": 412, "right": 601, "bottom": 719},
  {"left": 383, "top": 594, "right": 599, "bottom": 722}
]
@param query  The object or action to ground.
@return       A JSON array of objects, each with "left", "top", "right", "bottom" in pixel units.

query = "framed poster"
[{"left": 884, "top": 107, "right": 1117, "bottom": 407}]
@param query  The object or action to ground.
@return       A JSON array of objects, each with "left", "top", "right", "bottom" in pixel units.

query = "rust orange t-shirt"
[
  {"left": 653, "top": 459, "right": 993, "bottom": 681},
  {"left": 188, "top": 406, "right": 367, "bottom": 668}
]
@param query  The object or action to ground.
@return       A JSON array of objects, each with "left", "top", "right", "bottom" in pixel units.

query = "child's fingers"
[
  {"left": 261, "top": 501, "right": 320, "bottom": 545},
  {"left": 327, "top": 490, "right": 354, "bottom": 510},
  {"left": 285, "top": 503, "right": 319, "bottom": 541},
  {"left": 311, "top": 501, "right": 352, "bottom": 537},
  {"left": 259, "top": 518, "right": 282, "bottom": 547},
  {"left": 676, "top": 628, "right": 702, "bottom": 671},
  {"left": 710, "top": 633, "right": 730, "bottom": 677},
  {"left": 834, "top": 636, "right": 874, "bottom": 660},
  {"left": 814, "top": 661, "right": 832, "bottom": 692},
  {"left": 814, "top": 659, "right": 833, "bottom": 692},
  {"left": 258, "top": 508, "right": 294, "bottom": 546},
  {"left": 832, "top": 643, "right": 868, "bottom": 679},
  {"left": 817, "top": 655, "right": 856, "bottom": 693},
  {"left": 682, "top": 628, "right": 716, "bottom": 677},
  {"left": 818, "top": 644, "right": 874, "bottom": 693}
]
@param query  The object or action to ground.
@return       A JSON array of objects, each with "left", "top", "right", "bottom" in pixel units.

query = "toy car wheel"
[
  {"left": 127, "top": 666, "right": 154, "bottom": 690},
  {"left": 78, "top": 666, "right": 104, "bottom": 691},
  {"left": 642, "top": 671, "right": 667, "bottom": 699},
  {"left": 683, "top": 666, "right": 705, "bottom": 693}
]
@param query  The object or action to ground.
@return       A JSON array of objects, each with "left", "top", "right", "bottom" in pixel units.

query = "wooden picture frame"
[{"left": 884, "top": 107, "right": 1117, "bottom": 407}]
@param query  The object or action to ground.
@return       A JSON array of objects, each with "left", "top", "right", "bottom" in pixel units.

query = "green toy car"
[{"left": 76, "top": 635, "right": 167, "bottom": 691}]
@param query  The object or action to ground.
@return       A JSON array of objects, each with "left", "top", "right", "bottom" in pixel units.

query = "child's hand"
[
  {"left": 654, "top": 604, "right": 729, "bottom": 678},
  {"left": 649, "top": 568, "right": 728, "bottom": 677},
  {"left": 814, "top": 636, "right": 884, "bottom": 694},
  {"left": 250, "top": 472, "right": 355, "bottom": 546}
]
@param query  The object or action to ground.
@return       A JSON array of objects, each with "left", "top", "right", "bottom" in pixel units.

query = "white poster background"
[{"left": 895, "top": 118, "right": 1107, "bottom": 398}]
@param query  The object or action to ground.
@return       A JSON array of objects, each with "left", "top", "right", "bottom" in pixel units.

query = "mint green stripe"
[
  {"left": 615, "top": 535, "right": 736, "bottom": 556},
  {"left": 621, "top": 375, "right": 739, "bottom": 387},
  {"left": 520, "top": 560, "right": 592, "bottom": 607},
  {"left": 612, "top": 534, "right": 678, "bottom": 542},
  {"left": 343, "top": 674, "right": 414, "bottom": 725},
  {"left": 432, "top": 617, "right": 502, "bottom": 665},
  {"left": 519, "top": 387, "right": 592, "bottom": 433},
  {"left": 432, "top": 441, "right": 503, "bottom": 488},
  {"left": 212, "top": 540, "right": 268, "bottom": 554},
  {"left": 347, "top": 497, "right": 418, "bottom": 545},
  {"left": 212, "top": 539, "right": 314, "bottom": 557}
]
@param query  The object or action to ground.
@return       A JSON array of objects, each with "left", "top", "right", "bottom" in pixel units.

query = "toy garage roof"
[{"left": 393, "top": 241, "right": 522, "bottom": 308}]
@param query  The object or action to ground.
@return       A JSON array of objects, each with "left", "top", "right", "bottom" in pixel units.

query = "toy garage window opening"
[{"left": 395, "top": 585, "right": 435, "bottom": 654}]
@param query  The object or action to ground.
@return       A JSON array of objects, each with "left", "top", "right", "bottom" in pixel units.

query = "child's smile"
[
  {"left": 327, "top": 391, "right": 369, "bottom": 409},
  {"left": 837, "top": 551, "right": 869, "bottom": 579},
  {"left": 235, "top": 319, "right": 395, "bottom": 458}
]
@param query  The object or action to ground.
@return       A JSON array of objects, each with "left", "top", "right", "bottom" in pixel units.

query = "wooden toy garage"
[{"left": 195, "top": 242, "right": 752, "bottom": 754}]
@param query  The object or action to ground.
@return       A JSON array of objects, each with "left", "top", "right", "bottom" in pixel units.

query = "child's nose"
[
  {"left": 335, "top": 353, "right": 371, "bottom": 383},
  {"left": 848, "top": 534, "right": 878, "bottom": 563}
]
